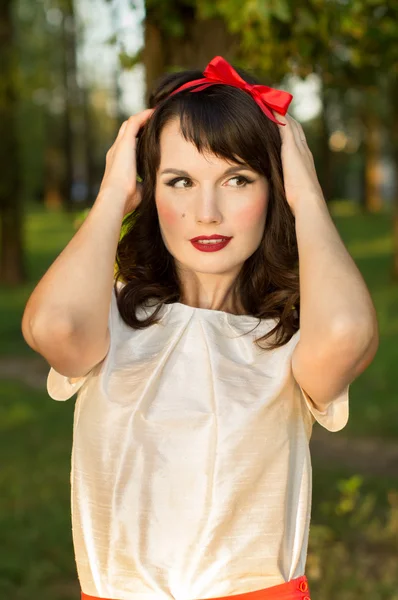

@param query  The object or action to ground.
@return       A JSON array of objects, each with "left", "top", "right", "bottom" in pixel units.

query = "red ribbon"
[{"left": 167, "top": 55, "right": 293, "bottom": 125}]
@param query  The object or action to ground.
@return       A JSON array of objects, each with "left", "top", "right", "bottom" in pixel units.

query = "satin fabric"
[
  {"left": 47, "top": 280, "right": 348, "bottom": 600},
  {"left": 167, "top": 55, "right": 293, "bottom": 125},
  {"left": 81, "top": 574, "right": 311, "bottom": 600}
]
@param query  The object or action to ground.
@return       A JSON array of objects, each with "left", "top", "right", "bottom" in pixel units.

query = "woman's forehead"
[
  {"left": 158, "top": 120, "right": 239, "bottom": 167},
  {"left": 159, "top": 118, "right": 187, "bottom": 145}
]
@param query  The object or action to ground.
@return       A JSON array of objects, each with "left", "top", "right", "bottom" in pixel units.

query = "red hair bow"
[{"left": 168, "top": 55, "right": 293, "bottom": 126}]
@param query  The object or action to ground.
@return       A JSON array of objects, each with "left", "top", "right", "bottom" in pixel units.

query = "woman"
[{"left": 22, "top": 56, "right": 378, "bottom": 600}]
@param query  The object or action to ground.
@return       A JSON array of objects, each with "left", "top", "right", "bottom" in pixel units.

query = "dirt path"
[{"left": 1, "top": 355, "right": 398, "bottom": 479}]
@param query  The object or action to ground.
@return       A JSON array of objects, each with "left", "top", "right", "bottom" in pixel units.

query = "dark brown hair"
[{"left": 114, "top": 62, "right": 300, "bottom": 350}]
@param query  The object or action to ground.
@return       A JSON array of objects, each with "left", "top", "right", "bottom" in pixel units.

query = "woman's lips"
[{"left": 190, "top": 238, "right": 232, "bottom": 252}]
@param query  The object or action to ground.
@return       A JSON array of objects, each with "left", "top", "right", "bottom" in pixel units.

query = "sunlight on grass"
[
  {"left": 329, "top": 199, "right": 361, "bottom": 217},
  {"left": 348, "top": 235, "right": 393, "bottom": 258},
  {"left": 0, "top": 400, "right": 36, "bottom": 430},
  {"left": 0, "top": 379, "right": 76, "bottom": 599}
]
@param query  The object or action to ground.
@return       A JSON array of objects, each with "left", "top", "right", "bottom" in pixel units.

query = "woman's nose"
[{"left": 195, "top": 188, "right": 223, "bottom": 223}]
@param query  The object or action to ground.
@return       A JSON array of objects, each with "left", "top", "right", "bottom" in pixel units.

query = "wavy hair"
[{"left": 114, "top": 62, "right": 300, "bottom": 350}]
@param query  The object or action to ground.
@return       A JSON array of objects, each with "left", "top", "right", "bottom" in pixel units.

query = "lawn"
[{"left": 0, "top": 379, "right": 77, "bottom": 600}]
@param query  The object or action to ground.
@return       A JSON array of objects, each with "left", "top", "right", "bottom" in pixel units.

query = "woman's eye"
[
  {"left": 165, "top": 175, "right": 253, "bottom": 189},
  {"left": 166, "top": 177, "right": 192, "bottom": 189},
  {"left": 229, "top": 176, "right": 253, "bottom": 187}
]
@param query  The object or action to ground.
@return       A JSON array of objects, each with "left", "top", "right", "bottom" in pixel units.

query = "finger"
[
  {"left": 296, "top": 121, "right": 308, "bottom": 146},
  {"left": 285, "top": 114, "right": 301, "bottom": 144},
  {"left": 118, "top": 120, "right": 128, "bottom": 137},
  {"left": 286, "top": 115, "right": 309, "bottom": 153},
  {"left": 297, "top": 125, "right": 313, "bottom": 159},
  {"left": 106, "top": 145, "right": 114, "bottom": 162},
  {"left": 125, "top": 108, "right": 155, "bottom": 138},
  {"left": 289, "top": 117, "right": 307, "bottom": 146},
  {"left": 272, "top": 111, "right": 296, "bottom": 144},
  {"left": 111, "top": 120, "right": 128, "bottom": 149},
  {"left": 272, "top": 110, "right": 288, "bottom": 127},
  {"left": 129, "top": 180, "right": 143, "bottom": 210},
  {"left": 292, "top": 120, "right": 315, "bottom": 166}
]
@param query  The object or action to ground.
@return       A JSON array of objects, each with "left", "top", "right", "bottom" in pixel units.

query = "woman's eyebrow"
[{"left": 160, "top": 165, "right": 253, "bottom": 177}]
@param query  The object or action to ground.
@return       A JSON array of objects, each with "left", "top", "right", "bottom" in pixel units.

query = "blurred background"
[{"left": 0, "top": 0, "right": 397, "bottom": 598}]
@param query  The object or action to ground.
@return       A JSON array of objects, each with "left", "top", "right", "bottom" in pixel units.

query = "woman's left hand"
[{"left": 273, "top": 111, "right": 325, "bottom": 218}]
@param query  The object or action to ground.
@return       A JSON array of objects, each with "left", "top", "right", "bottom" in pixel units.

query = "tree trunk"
[
  {"left": 0, "top": 0, "right": 26, "bottom": 284},
  {"left": 43, "top": 109, "right": 65, "bottom": 210},
  {"left": 111, "top": 0, "right": 125, "bottom": 128},
  {"left": 82, "top": 86, "right": 96, "bottom": 205},
  {"left": 363, "top": 111, "right": 383, "bottom": 213},
  {"left": 143, "top": 3, "right": 239, "bottom": 105},
  {"left": 143, "top": 18, "right": 167, "bottom": 105},
  {"left": 392, "top": 199, "right": 398, "bottom": 280},
  {"left": 61, "top": 0, "right": 81, "bottom": 211},
  {"left": 390, "top": 82, "right": 398, "bottom": 280}
]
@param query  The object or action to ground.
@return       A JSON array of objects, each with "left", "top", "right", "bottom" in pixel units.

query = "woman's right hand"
[{"left": 98, "top": 108, "right": 155, "bottom": 216}]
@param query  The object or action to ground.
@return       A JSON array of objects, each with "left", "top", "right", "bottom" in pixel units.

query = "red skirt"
[{"left": 81, "top": 575, "right": 311, "bottom": 600}]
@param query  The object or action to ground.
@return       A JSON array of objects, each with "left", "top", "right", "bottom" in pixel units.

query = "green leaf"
[
  {"left": 106, "top": 33, "right": 118, "bottom": 46},
  {"left": 118, "top": 49, "right": 143, "bottom": 70},
  {"left": 295, "top": 7, "right": 318, "bottom": 33},
  {"left": 271, "top": 0, "right": 292, "bottom": 23}
]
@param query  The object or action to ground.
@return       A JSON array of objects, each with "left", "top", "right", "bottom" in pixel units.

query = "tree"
[
  {"left": 118, "top": 0, "right": 353, "bottom": 201},
  {"left": 0, "top": 0, "right": 26, "bottom": 284},
  {"left": 337, "top": 1, "right": 398, "bottom": 275}
]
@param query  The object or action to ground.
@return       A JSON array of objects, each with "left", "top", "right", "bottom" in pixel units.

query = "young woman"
[{"left": 22, "top": 56, "right": 378, "bottom": 600}]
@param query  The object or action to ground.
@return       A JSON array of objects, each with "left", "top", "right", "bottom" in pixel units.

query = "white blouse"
[{"left": 47, "top": 280, "right": 349, "bottom": 600}]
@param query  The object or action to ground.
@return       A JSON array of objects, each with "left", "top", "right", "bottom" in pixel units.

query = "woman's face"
[{"left": 155, "top": 118, "right": 269, "bottom": 304}]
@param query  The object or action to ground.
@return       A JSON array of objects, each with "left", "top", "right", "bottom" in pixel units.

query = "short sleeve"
[
  {"left": 46, "top": 281, "right": 121, "bottom": 401},
  {"left": 297, "top": 380, "right": 350, "bottom": 433},
  {"left": 47, "top": 368, "right": 88, "bottom": 401},
  {"left": 289, "top": 329, "right": 350, "bottom": 433}
]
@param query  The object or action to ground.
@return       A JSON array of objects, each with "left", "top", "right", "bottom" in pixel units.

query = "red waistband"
[{"left": 81, "top": 575, "right": 311, "bottom": 600}]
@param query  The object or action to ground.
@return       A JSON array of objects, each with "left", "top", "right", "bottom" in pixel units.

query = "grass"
[{"left": 0, "top": 379, "right": 77, "bottom": 600}]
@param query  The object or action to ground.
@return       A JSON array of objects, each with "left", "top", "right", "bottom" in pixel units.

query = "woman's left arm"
[{"left": 275, "top": 112, "right": 379, "bottom": 408}]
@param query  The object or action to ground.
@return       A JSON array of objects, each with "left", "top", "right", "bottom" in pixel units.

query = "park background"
[{"left": 0, "top": 0, "right": 397, "bottom": 598}]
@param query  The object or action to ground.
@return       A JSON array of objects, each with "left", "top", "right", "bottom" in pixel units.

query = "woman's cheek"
[
  {"left": 157, "top": 198, "right": 180, "bottom": 229},
  {"left": 236, "top": 201, "right": 267, "bottom": 230}
]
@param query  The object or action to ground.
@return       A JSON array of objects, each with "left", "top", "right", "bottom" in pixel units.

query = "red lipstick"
[{"left": 190, "top": 235, "right": 232, "bottom": 252}]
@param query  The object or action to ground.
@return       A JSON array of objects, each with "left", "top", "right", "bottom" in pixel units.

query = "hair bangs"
[{"left": 170, "top": 87, "right": 273, "bottom": 177}]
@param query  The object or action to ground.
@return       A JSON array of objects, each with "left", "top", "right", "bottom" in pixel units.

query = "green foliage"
[
  {"left": 120, "top": 0, "right": 398, "bottom": 92},
  {"left": 118, "top": 48, "right": 143, "bottom": 70},
  {"left": 307, "top": 475, "right": 398, "bottom": 597},
  {"left": 144, "top": 0, "right": 197, "bottom": 37},
  {"left": 0, "top": 380, "right": 78, "bottom": 600},
  {"left": 335, "top": 475, "right": 364, "bottom": 515}
]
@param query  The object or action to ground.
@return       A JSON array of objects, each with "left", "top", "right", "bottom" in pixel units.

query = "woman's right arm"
[{"left": 21, "top": 109, "right": 154, "bottom": 378}]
